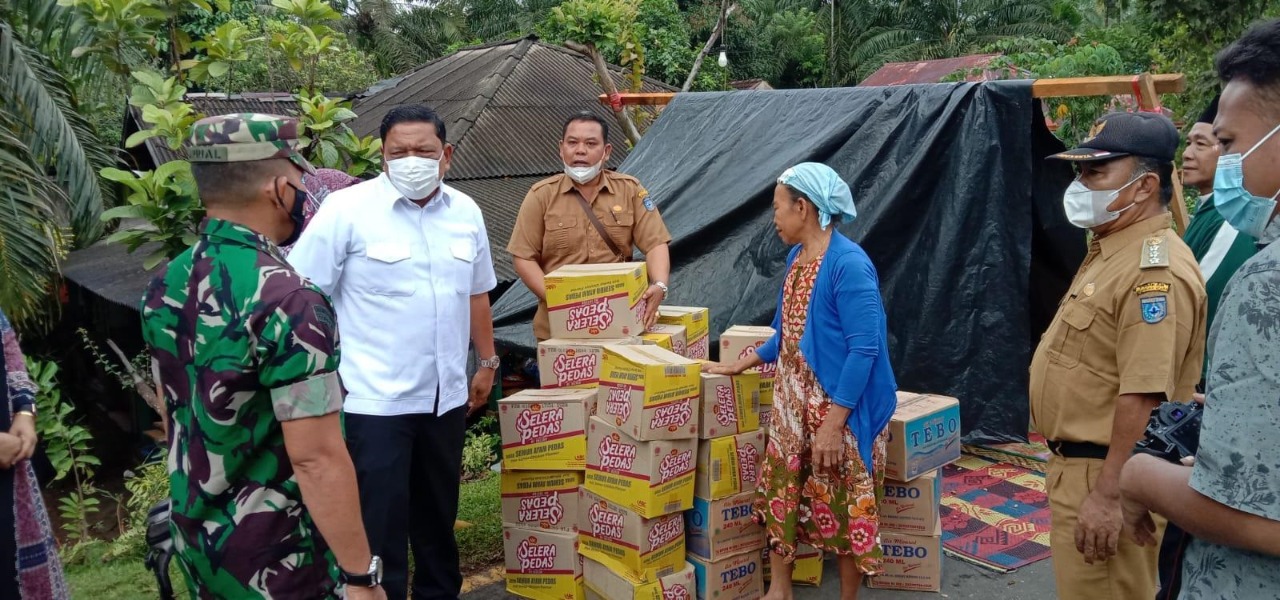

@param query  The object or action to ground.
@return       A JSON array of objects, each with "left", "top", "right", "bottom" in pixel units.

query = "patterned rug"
[
  {"left": 963, "top": 432, "right": 1050, "bottom": 473},
  {"left": 940, "top": 454, "right": 1052, "bottom": 573}
]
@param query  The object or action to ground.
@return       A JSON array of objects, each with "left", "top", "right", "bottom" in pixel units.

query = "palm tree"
[
  {"left": 837, "top": 0, "right": 1069, "bottom": 84},
  {"left": 344, "top": 0, "right": 467, "bottom": 76},
  {"left": 1, "top": 0, "right": 118, "bottom": 322}
]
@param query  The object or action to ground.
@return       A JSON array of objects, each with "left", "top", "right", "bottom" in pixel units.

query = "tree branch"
[
  {"left": 564, "top": 39, "right": 642, "bottom": 146},
  {"left": 683, "top": 0, "right": 733, "bottom": 92},
  {"left": 105, "top": 339, "right": 162, "bottom": 416}
]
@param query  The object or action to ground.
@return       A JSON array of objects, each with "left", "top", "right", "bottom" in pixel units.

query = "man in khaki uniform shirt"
[
  {"left": 1030, "top": 112, "right": 1207, "bottom": 600},
  {"left": 507, "top": 112, "right": 672, "bottom": 341}
]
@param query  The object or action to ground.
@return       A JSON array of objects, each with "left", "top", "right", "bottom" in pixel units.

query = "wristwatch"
[
  {"left": 653, "top": 281, "right": 668, "bottom": 295},
  {"left": 14, "top": 404, "right": 35, "bottom": 419},
  {"left": 340, "top": 555, "right": 383, "bottom": 588},
  {"left": 478, "top": 355, "right": 501, "bottom": 370}
]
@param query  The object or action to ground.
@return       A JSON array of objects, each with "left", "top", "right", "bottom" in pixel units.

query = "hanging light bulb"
[{"left": 717, "top": 51, "right": 728, "bottom": 68}]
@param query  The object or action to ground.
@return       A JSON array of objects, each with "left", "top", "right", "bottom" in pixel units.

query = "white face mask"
[
  {"left": 386, "top": 156, "right": 442, "bottom": 200},
  {"left": 1062, "top": 174, "right": 1143, "bottom": 229},
  {"left": 564, "top": 160, "right": 603, "bottom": 184}
]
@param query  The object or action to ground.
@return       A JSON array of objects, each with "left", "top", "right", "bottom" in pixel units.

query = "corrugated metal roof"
[
  {"left": 449, "top": 174, "right": 548, "bottom": 282},
  {"left": 858, "top": 54, "right": 1003, "bottom": 87}
]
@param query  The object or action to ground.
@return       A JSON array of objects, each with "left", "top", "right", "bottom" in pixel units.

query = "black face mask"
[{"left": 275, "top": 179, "right": 308, "bottom": 247}]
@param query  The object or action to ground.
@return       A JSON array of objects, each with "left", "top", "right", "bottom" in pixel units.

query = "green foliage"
[
  {"left": 106, "top": 457, "right": 170, "bottom": 560},
  {"left": 455, "top": 472, "right": 503, "bottom": 567},
  {"left": 296, "top": 93, "right": 384, "bottom": 175},
  {"left": 544, "top": 0, "right": 633, "bottom": 54},
  {"left": 100, "top": 161, "right": 203, "bottom": 269},
  {"left": 124, "top": 70, "right": 201, "bottom": 150},
  {"left": 214, "top": 16, "right": 381, "bottom": 94},
  {"left": 631, "top": 0, "right": 693, "bottom": 86},
  {"left": 27, "top": 358, "right": 105, "bottom": 549},
  {"left": 462, "top": 414, "right": 499, "bottom": 479},
  {"left": 188, "top": 20, "right": 255, "bottom": 85},
  {"left": 77, "top": 328, "right": 151, "bottom": 391}
]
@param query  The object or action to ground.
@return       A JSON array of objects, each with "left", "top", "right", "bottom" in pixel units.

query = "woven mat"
[
  {"left": 963, "top": 432, "right": 1050, "bottom": 473},
  {"left": 939, "top": 454, "right": 1052, "bottom": 573}
]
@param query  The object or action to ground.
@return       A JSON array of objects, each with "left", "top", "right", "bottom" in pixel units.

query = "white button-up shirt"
[{"left": 288, "top": 175, "right": 497, "bottom": 416}]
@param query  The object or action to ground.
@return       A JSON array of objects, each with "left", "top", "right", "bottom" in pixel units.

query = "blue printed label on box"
[{"left": 885, "top": 393, "right": 961, "bottom": 481}]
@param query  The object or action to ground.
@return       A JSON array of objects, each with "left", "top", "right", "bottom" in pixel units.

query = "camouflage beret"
[{"left": 187, "top": 113, "right": 315, "bottom": 174}]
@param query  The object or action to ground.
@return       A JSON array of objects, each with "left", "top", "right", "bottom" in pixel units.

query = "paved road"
[{"left": 463, "top": 554, "right": 1056, "bottom": 599}]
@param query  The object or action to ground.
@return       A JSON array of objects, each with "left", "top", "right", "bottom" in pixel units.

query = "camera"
[{"left": 1133, "top": 400, "right": 1202, "bottom": 464}]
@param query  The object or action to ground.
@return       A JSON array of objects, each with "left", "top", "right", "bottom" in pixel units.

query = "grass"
[{"left": 63, "top": 474, "right": 504, "bottom": 597}]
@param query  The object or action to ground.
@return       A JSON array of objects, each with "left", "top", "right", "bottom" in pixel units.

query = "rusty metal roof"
[
  {"left": 350, "top": 36, "right": 675, "bottom": 181},
  {"left": 449, "top": 174, "right": 548, "bottom": 282},
  {"left": 858, "top": 54, "right": 1004, "bottom": 87}
]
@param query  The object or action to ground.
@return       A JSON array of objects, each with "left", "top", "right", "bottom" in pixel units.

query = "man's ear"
[{"left": 602, "top": 143, "right": 613, "bottom": 163}]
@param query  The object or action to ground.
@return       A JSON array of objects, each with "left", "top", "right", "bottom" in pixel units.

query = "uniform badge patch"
[
  {"left": 1134, "top": 282, "right": 1171, "bottom": 295},
  {"left": 312, "top": 304, "right": 337, "bottom": 332},
  {"left": 643, "top": 197, "right": 655, "bottom": 211},
  {"left": 1140, "top": 296, "right": 1167, "bottom": 324}
]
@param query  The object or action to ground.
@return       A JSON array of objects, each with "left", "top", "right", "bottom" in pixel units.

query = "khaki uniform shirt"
[
  {"left": 507, "top": 171, "right": 672, "bottom": 340},
  {"left": 1030, "top": 214, "right": 1207, "bottom": 446}
]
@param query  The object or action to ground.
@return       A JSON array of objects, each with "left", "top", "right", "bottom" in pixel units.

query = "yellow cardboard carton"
[
  {"left": 504, "top": 526, "right": 584, "bottom": 600},
  {"left": 501, "top": 470, "right": 585, "bottom": 533},
  {"left": 657, "top": 306, "right": 711, "bottom": 359},
  {"left": 538, "top": 338, "right": 647, "bottom": 389},
  {"left": 697, "top": 372, "right": 760, "bottom": 439},
  {"left": 695, "top": 430, "right": 766, "bottom": 501},
  {"left": 598, "top": 345, "right": 701, "bottom": 441},
  {"left": 718, "top": 326, "right": 777, "bottom": 380},
  {"left": 641, "top": 324, "right": 688, "bottom": 356},
  {"left": 585, "top": 417, "right": 697, "bottom": 518},
  {"left": 579, "top": 489, "right": 687, "bottom": 582},
  {"left": 546, "top": 263, "right": 649, "bottom": 339},
  {"left": 583, "top": 558, "right": 696, "bottom": 600},
  {"left": 500, "top": 389, "right": 594, "bottom": 470}
]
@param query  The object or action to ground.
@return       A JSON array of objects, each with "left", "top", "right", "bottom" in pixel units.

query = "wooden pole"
[{"left": 1126, "top": 74, "right": 1189, "bottom": 233}]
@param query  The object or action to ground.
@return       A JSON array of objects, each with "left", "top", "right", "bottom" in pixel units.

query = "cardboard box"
[
  {"left": 598, "top": 345, "right": 701, "bottom": 441},
  {"left": 641, "top": 324, "right": 688, "bottom": 357},
  {"left": 500, "top": 389, "right": 595, "bottom": 470},
  {"left": 697, "top": 372, "right": 760, "bottom": 439},
  {"left": 501, "top": 470, "right": 584, "bottom": 533},
  {"left": 585, "top": 417, "right": 697, "bottom": 518},
  {"left": 759, "top": 378, "right": 773, "bottom": 406},
  {"left": 538, "top": 338, "right": 646, "bottom": 390},
  {"left": 658, "top": 307, "right": 711, "bottom": 360},
  {"left": 885, "top": 392, "right": 962, "bottom": 481},
  {"left": 578, "top": 488, "right": 687, "bottom": 582},
  {"left": 695, "top": 430, "right": 766, "bottom": 500},
  {"left": 504, "top": 526, "right": 584, "bottom": 600},
  {"left": 718, "top": 326, "right": 777, "bottom": 380},
  {"left": 879, "top": 470, "right": 941, "bottom": 534},
  {"left": 546, "top": 263, "right": 649, "bottom": 340},
  {"left": 689, "top": 551, "right": 763, "bottom": 600},
  {"left": 685, "top": 492, "right": 765, "bottom": 561},
  {"left": 760, "top": 544, "right": 822, "bottom": 586},
  {"left": 868, "top": 519, "right": 943, "bottom": 592},
  {"left": 583, "top": 557, "right": 696, "bottom": 600}
]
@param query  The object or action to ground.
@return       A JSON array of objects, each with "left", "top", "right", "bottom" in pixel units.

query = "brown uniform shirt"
[
  {"left": 507, "top": 171, "right": 672, "bottom": 340},
  {"left": 1030, "top": 214, "right": 1207, "bottom": 446}
]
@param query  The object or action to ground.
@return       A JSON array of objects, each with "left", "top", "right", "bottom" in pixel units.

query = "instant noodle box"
[
  {"left": 688, "top": 550, "right": 763, "bottom": 600},
  {"left": 761, "top": 544, "right": 823, "bottom": 586},
  {"left": 885, "top": 392, "right": 962, "bottom": 481},
  {"left": 546, "top": 263, "right": 649, "bottom": 340},
  {"left": 578, "top": 488, "right": 687, "bottom": 582},
  {"left": 867, "top": 518, "right": 943, "bottom": 592},
  {"left": 694, "top": 430, "right": 765, "bottom": 500},
  {"left": 503, "top": 526, "right": 584, "bottom": 600},
  {"left": 537, "top": 338, "right": 648, "bottom": 390},
  {"left": 641, "top": 323, "right": 688, "bottom": 356},
  {"left": 598, "top": 345, "right": 701, "bottom": 441},
  {"left": 585, "top": 417, "right": 697, "bottom": 518},
  {"left": 500, "top": 470, "right": 584, "bottom": 533},
  {"left": 718, "top": 326, "right": 777, "bottom": 380},
  {"left": 583, "top": 557, "right": 696, "bottom": 600},
  {"left": 879, "top": 470, "right": 941, "bottom": 534},
  {"left": 499, "top": 389, "right": 594, "bottom": 470},
  {"left": 697, "top": 372, "right": 761, "bottom": 439},
  {"left": 657, "top": 306, "right": 711, "bottom": 359},
  {"left": 685, "top": 491, "right": 765, "bottom": 562}
]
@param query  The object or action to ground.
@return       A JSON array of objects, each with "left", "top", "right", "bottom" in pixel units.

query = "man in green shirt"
[
  {"left": 1180, "top": 95, "right": 1259, "bottom": 357},
  {"left": 141, "top": 114, "right": 385, "bottom": 599}
]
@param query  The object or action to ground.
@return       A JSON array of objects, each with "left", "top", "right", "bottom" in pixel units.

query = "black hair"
[
  {"left": 380, "top": 105, "right": 446, "bottom": 143},
  {"left": 562, "top": 112, "right": 610, "bottom": 142},
  {"left": 1133, "top": 156, "right": 1174, "bottom": 207},
  {"left": 192, "top": 159, "right": 292, "bottom": 206},
  {"left": 1216, "top": 18, "right": 1280, "bottom": 117}
]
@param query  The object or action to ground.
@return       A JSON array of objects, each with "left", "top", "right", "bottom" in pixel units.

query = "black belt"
[{"left": 1047, "top": 440, "right": 1109, "bottom": 460}]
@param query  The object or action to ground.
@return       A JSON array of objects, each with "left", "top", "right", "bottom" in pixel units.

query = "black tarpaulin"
[{"left": 492, "top": 82, "right": 1084, "bottom": 444}]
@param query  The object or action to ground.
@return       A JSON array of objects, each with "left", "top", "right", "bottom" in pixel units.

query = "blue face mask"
[{"left": 1214, "top": 123, "right": 1280, "bottom": 238}]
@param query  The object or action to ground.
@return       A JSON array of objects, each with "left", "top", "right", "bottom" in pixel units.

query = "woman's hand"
[
  {"left": 812, "top": 422, "right": 844, "bottom": 475},
  {"left": 0, "top": 433, "right": 23, "bottom": 469},
  {"left": 701, "top": 361, "right": 744, "bottom": 376}
]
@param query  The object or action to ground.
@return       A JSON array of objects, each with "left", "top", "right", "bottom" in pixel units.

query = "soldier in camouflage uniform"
[{"left": 140, "top": 114, "right": 386, "bottom": 600}]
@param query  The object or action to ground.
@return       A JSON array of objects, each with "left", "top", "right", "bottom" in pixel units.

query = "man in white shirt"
[{"left": 288, "top": 104, "right": 499, "bottom": 600}]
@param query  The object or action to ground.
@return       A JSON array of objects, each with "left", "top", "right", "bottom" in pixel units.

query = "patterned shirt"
[
  {"left": 140, "top": 218, "right": 345, "bottom": 600},
  {"left": 1180, "top": 217, "right": 1280, "bottom": 600}
]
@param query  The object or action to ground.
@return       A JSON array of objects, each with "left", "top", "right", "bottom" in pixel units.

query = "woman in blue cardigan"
[{"left": 706, "top": 162, "right": 897, "bottom": 600}]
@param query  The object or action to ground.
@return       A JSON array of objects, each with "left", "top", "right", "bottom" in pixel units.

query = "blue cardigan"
[{"left": 756, "top": 232, "right": 898, "bottom": 475}]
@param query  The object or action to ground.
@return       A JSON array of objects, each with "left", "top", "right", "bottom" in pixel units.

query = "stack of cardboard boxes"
[{"left": 868, "top": 391, "right": 962, "bottom": 593}]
